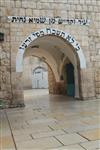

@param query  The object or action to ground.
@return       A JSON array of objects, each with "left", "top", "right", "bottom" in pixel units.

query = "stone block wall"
[
  {"left": 0, "top": 0, "right": 100, "bottom": 106},
  {"left": 0, "top": 24, "right": 12, "bottom": 106},
  {"left": 48, "top": 67, "right": 66, "bottom": 95},
  {"left": 48, "top": 66, "right": 56, "bottom": 94},
  {"left": 95, "top": 70, "right": 100, "bottom": 98},
  {"left": 80, "top": 68, "right": 95, "bottom": 99}
]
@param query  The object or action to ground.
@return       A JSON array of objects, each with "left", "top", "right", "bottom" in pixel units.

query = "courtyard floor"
[{"left": 0, "top": 89, "right": 100, "bottom": 150}]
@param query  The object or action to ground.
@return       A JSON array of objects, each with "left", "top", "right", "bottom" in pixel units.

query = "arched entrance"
[
  {"left": 16, "top": 28, "right": 86, "bottom": 105},
  {"left": 32, "top": 66, "right": 48, "bottom": 89},
  {"left": 66, "top": 63, "right": 75, "bottom": 97}
]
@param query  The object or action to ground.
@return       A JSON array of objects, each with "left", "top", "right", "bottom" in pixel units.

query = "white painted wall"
[
  {"left": 32, "top": 67, "right": 48, "bottom": 89},
  {"left": 23, "top": 56, "right": 48, "bottom": 89}
]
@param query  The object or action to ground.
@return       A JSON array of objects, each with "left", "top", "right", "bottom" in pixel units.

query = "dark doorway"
[{"left": 66, "top": 63, "right": 75, "bottom": 97}]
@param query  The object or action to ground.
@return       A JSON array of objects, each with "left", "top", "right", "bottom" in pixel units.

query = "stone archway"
[
  {"left": 24, "top": 48, "right": 60, "bottom": 82},
  {"left": 16, "top": 28, "right": 86, "bottom": 73},
  {"left": 14, "top": 28, "right": 87, "bottom": 107}
]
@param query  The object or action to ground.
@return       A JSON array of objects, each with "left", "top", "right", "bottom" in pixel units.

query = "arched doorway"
[
  {"left": 15, "top": 28, "right": 86, "bottom": 106},
  {"left": 61, "top": 60, "right": 75, "bottom": 97},
  {"left": 66, "top": 63, "right": 75, "bottom": 97},
  {"left": 32, "top": 66, "right": 48, "bottom": 89}
]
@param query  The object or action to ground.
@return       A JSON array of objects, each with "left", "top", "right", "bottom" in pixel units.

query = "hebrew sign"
[
  {"left": 16, "top": 28, "right": 86, "bottom": 72},
  {"left": 8, "top": 16, "right": 90, "bottom": 26},
  {"left": 19, "top": 28, "right": 81, "bottom": 51}
]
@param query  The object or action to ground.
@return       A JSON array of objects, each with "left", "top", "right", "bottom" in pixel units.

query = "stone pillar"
[
  {"left": 48, "top": 66, "right": 56, "bottom": 94},
  {"left": 10, "top": 72, "right": 25, "bottom": 107},
  {"left": 0, "top": 43, "right": 12, "bottom": 107},
  {"left": 23, "top": 57, "right": 32, "bottom": 89},
  {"left": 55, "top": 81, "right": 66, "bottom": 95},
  {"left": 0, "top": 23, "right": 24, "bottom": 108},
  {"left": 95, "top": 69, "right": 100, "bottom": 99},
  {"left": 48, "top": 66, "right": 66, "bottom": 95},
  {"left": 74, "top": 67, "right": 80, "bottom": 99},
  {"left": 80, "top": 68, "right": 95, "bottom": 99}
]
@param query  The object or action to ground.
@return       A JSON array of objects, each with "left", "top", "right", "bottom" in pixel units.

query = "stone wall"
[
  {"left": 48, "top": 67, "right": 66, "bottom": 95},
  {"left": 95, "top": 70, "right": 100, "bottom": 98},
  {"left": 0, "top": 24, "right": 12, "bottom": 106},
  {"left": 48, "top": 66, "right": 56, "bottom": 94},
  {"left": 0, "top": 0, "right": 100, "bottom": 106},
  {"left": 23, "top": 57, "right": 33, "bottom": 89}
]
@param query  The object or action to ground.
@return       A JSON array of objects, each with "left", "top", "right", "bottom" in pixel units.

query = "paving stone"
[
  {"left": 46, "top": 123, "right": 67, "bottom": 130},
  {"left": 80, "top": 111, "right": 98, "bottom": 116},
  {"left": 79, "top": 128, "right": 100, "bottom": 141},
  {"left": 0, "top": 111, "right": 15, "bottom": 149},
  {"left": 55, "top": 133, "right": 88, "bottom": 146},
  {"left": 81, "top": 118, "right": 100, "bottom": 125},
  {"left": 0, "top": 136, "right": 15, "bottom": 149},
  {"left": 14, "top": 134, "right": 32, "bottom": 142},
  {"left": 47, "top": 144, "right": 86, "bottom": 150},
  {"left": 64, "top": 124, "right": 100, "bottom": 133},
  {"left": 12, "top": 125, "right": 52, "bottom": 136},
  {"left": 32, "top": 130, "right": 65, "bottom": 139},
  {"left": 16, "top": 137, "right": 62, "bottom": 149},
  {"left": 80, "top": 140, "right": 100, "bottom": 150},
  {"left": 27, "top": 118, "right": 57, "bottom": 125},
  {"left": 49, "top": 122, "right": 84, "bottom": 131},
  {"left": 1, "top": 90, "right": 100, "bottom": 149}
]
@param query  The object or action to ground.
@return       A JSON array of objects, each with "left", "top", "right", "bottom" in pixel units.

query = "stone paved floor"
[{"left": 0, "top": 89, "right": 100, "bottom": 150}]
